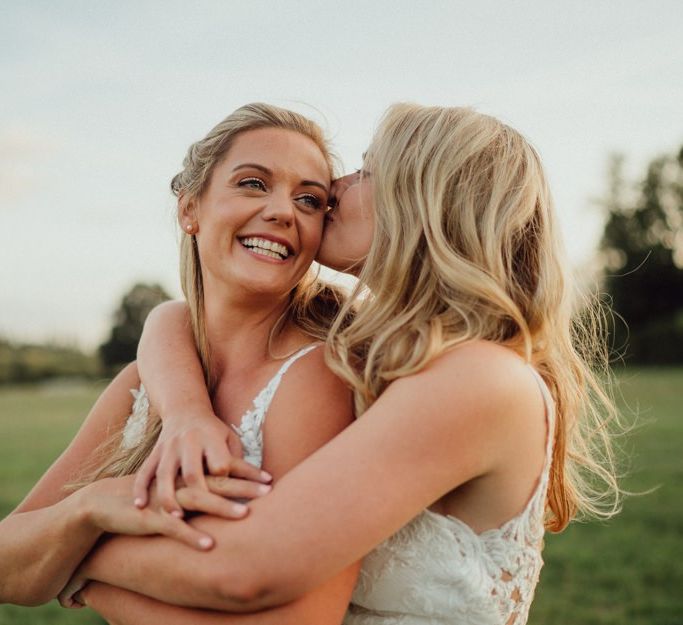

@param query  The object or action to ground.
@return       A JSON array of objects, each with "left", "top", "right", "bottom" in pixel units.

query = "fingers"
[
  {"left": 58, "top": 576, "right": 88, "bottom": 609},
  {"left": 132, "top": 448, "right": 161, "bottom": 508},
  {"left": 204, "top": 439, "right": 234, "bottom": 476},
  {"left": 181, "top": 443, "right": 208, "bottom": 492},
  {"left": 72, "top": 587, "right": 88, "bottom": 608},
  {"left": 205, "top": 475, "right": 272, "bottom": 500},
  {"left": 154, "top": 509, "right": 215, "bottom": 551},
  {"left": 176, "top": 487, "right": 249, "bottom": 520},
  {"left": 226, "top": 430, "right": 245, "bottom": 460},
  {"left": 228, "top": 457, "right": 273, "bottom": 484},
  {"left": 155, "top": 451, "right": 182, "bottom": 516}
]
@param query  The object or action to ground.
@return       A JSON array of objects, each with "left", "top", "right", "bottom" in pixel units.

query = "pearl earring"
[{"left": 185, "top": 224, "right": 195, "bottom": 233}]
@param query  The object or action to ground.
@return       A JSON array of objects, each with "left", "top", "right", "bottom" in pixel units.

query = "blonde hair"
[
  {"left": 72, "top": 103, "right": 345, "bottom": 486},
  {"left": 327, "top": 103, "right": 621, "bottom": 531}
]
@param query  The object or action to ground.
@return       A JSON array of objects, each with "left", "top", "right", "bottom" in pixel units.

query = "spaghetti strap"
[
  {"left": 121, "top": 343, "right": 323, "bottom": 467},
  {"left": 525, "top": 363, "right": 556, "bottom": 466},
  {"left": 256, "top": 343, "right": 321, "bottom": 416},
  {"left": 230, "top": 342, "right": 321, "bottom": 466}
]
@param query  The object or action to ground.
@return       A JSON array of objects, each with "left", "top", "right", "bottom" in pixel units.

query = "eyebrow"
[{"left": 232, "top": 163, "right": 329, "bottom": 194}]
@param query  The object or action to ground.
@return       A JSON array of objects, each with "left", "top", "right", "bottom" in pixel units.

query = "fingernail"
[
  {"left": 261, "top": 471, "right": 272, "bottom": 482},
  {"left": 233, "top": 503, "right": 248, "bottom": 515},
  {"left": 134, "top": 497, "right": 144, "bottom": 508},
  {"left": 257, "top": 484, "right": 272, "bottom": 495},
  {"left": 198, "top": 536, "right": 213, "bottom": 549},
  {"left": 171, "top": 510, "right": 183, "bottom": 518}
]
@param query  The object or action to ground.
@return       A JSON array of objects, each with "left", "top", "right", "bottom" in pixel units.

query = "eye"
[
  {"left": 238, "top": 177, "right": 267, "bottom": 191},
  {"left": 296, "top": 193, "right": 324, "bottom": 211}
]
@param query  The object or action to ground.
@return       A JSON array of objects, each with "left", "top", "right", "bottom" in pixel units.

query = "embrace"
[{"left": 0, "top": 102, "right": 620, "bottom": 624}]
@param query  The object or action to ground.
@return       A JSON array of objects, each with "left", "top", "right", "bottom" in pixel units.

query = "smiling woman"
[{"left": 0, "top": 103, "right": 359, "bottom": 625}]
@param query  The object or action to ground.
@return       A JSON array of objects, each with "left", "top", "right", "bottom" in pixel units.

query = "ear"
[{"left": 178, "top": 195, "right": 199, "bottom": 235}]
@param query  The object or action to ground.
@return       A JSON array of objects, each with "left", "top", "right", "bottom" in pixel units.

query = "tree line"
[{"left": 0, "top": 283, "right": 170, "bottom": 384}]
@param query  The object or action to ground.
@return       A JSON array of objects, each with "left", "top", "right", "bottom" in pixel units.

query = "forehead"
[{"left": 222, "top": 127, "right": 330, "bottom": 181}]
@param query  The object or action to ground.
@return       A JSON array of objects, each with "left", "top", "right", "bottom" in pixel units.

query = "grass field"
[{"left": 0, "top": 369, "right": 681, "bottom": 624}]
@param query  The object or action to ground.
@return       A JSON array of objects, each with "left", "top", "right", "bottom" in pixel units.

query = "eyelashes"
[
  {"left": 297, "top": 194, "right": 324, "bottom": 210},
  {"left": 238, "top": 177, "right": 267, "bottom": 191},
  {"left": 237, "top": 177, "right": 325, "bottom": 211}
]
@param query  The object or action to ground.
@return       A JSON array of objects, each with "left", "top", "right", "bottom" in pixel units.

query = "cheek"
[{"left": 300, "top": 214, "right": 325, "bottom": 257}]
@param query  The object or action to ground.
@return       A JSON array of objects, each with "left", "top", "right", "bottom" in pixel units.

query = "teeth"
[
  {"left": 240, "top": 237, "right": 289, "bottom": 260},
  {"left": 250, "top": 247, "right": 283, "bottom": 260}
]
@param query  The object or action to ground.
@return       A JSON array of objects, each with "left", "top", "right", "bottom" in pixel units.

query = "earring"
[{"left": 185, "top": 223, "right": 196, "bottom": 234}]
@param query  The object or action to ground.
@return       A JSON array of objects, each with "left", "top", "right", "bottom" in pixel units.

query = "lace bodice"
[
  {"left": 121, "top": 344, "right": 320, "bottom": 468},
  {"left": 123, "top": 353, "right": 553, "bottom": 625},
  {"left": 343, "top": 365, "right": 555, "bottom": 625}
]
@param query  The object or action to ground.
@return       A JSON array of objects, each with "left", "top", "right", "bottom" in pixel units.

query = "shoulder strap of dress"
[
  {"left": 251, "top": 343, "right": 321, "bottom": 426},
  {"left": 526, "top": 364, "right": 556, "bottom": 480}
]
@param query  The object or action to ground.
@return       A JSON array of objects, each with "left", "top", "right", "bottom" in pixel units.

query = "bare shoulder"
[
  {"left": 144, "top": 299, "right": 190, "bottom": 330},
  {"left": 262, "top": 344, "right": 354, "bottom": 479},
  {"left": 149, "top": 299, "right": 189, "bottom": 318},
  {"left": 393, "top": 340, "right": 544, "bottom": 431},
  {"left": 279, "top": 344, "right": 351, "bottom": 407}
]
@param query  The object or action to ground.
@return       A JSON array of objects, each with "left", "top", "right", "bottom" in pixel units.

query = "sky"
[{"left": 1, "top": 0, "right": 682, "bottom": 349}]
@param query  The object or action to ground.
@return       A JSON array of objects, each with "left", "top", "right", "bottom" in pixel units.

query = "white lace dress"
[
  {"left": 343, "top": 366, "right": 555, "bottom": 625},
  {"left": 123, "top": 353, "right": 553, "bottom": 625}
]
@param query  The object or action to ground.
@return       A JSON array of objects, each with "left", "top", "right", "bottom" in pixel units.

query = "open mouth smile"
[{"left": 238, "top": 237, "right": 291, "bottom": 261}]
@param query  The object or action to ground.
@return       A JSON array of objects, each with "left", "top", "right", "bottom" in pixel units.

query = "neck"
[{"left": 202, "top": 284, "right": 304, "bottom": 378}]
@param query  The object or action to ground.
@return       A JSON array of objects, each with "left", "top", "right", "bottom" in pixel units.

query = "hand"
[
  {"left": 58, "top": 566, "right": 88, "bottom": 609},
  {"left": 81, "top": 474, "right": 220, "bottom": 551},
  {"left": 60, "top": 475, "right": 273, "bottom": 609},
  {"left": 173, "top": 474, "right": 274, "bottom": 520},
  {"left": 132, "top": 412, "right": 272, "bottom": 516}
]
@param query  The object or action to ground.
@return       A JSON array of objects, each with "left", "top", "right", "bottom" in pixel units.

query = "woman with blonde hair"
[
  {"left": 0, "top": 102, "right": 361, "bottom": 624},
  {"left": 14, "top": 103, "right": 620, "bottom": 625}
]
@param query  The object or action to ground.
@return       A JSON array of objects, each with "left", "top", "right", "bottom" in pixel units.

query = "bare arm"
[
  {"left": 0, "top": 365, "right": 137, "bottom": 605},
  {"left": 134, "top": 300, "right": 248, "bottom": 511},
  {"left": 82, "top": 566, "right": 358, "bottom": 625},
  {"left": 136, "top": 300, "right": 214, "bottom": 424},
  {"left": 79, "top": 344, "right": 545, "bottom": 612}
]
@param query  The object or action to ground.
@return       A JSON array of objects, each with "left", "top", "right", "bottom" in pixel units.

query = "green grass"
[
  {"left": 528, "top": 368, "right": 683, "bottom": 625},
  {"left": 1, "top": 370, "right": 681, "bottom": 624}
]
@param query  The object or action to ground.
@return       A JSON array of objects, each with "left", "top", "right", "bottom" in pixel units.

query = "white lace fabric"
[
  {"left": 121, "top": 343, "right": 320, "bottom": 467},
  {"left": 343, "top": 365, "right": 555, "bottom": 625},
  {"left": 229, "top": 343, "right": 319, "bottom": 466},
  {"left": 122, "top": 351, "right": 553, "bottom": 625}
]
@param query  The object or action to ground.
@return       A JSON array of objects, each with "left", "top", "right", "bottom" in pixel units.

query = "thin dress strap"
[
  {"left": 525, "top": 364, "right": 556, "bottom": 466},
  {"left": 521, "top": 363, "right": 556, "bottom": 535},
  {"left": 231, "top": 343, "right": 321, "bottom": 467}
]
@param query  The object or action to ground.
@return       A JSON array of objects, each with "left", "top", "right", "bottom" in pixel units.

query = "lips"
[{"left": 238, "top": 236, "right": 292, "bottom": 260}]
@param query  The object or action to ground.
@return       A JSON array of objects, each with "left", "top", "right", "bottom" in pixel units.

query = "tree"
[
  {"left": 99, "top": 283, "right": 171, "bottom": 370},
  {"left": 600, "top": 147, "right": 683, "bottom": 363}
]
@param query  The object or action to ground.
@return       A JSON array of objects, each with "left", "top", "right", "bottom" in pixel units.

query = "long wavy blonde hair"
[
  {"left": 74, "top": 103, "right": 345, "bottom": 485},
  {"left": 326, "top": 103, "right": 621, "bottom": 532}
]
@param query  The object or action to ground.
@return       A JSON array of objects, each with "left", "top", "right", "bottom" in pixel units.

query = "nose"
[{"left": 261, "top": 193, "right": 294, "bottom": 227}]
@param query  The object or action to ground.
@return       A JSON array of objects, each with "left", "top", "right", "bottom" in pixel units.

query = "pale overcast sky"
[{"left": 1, "top": 0, "right": 682, "bottom": 348}]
